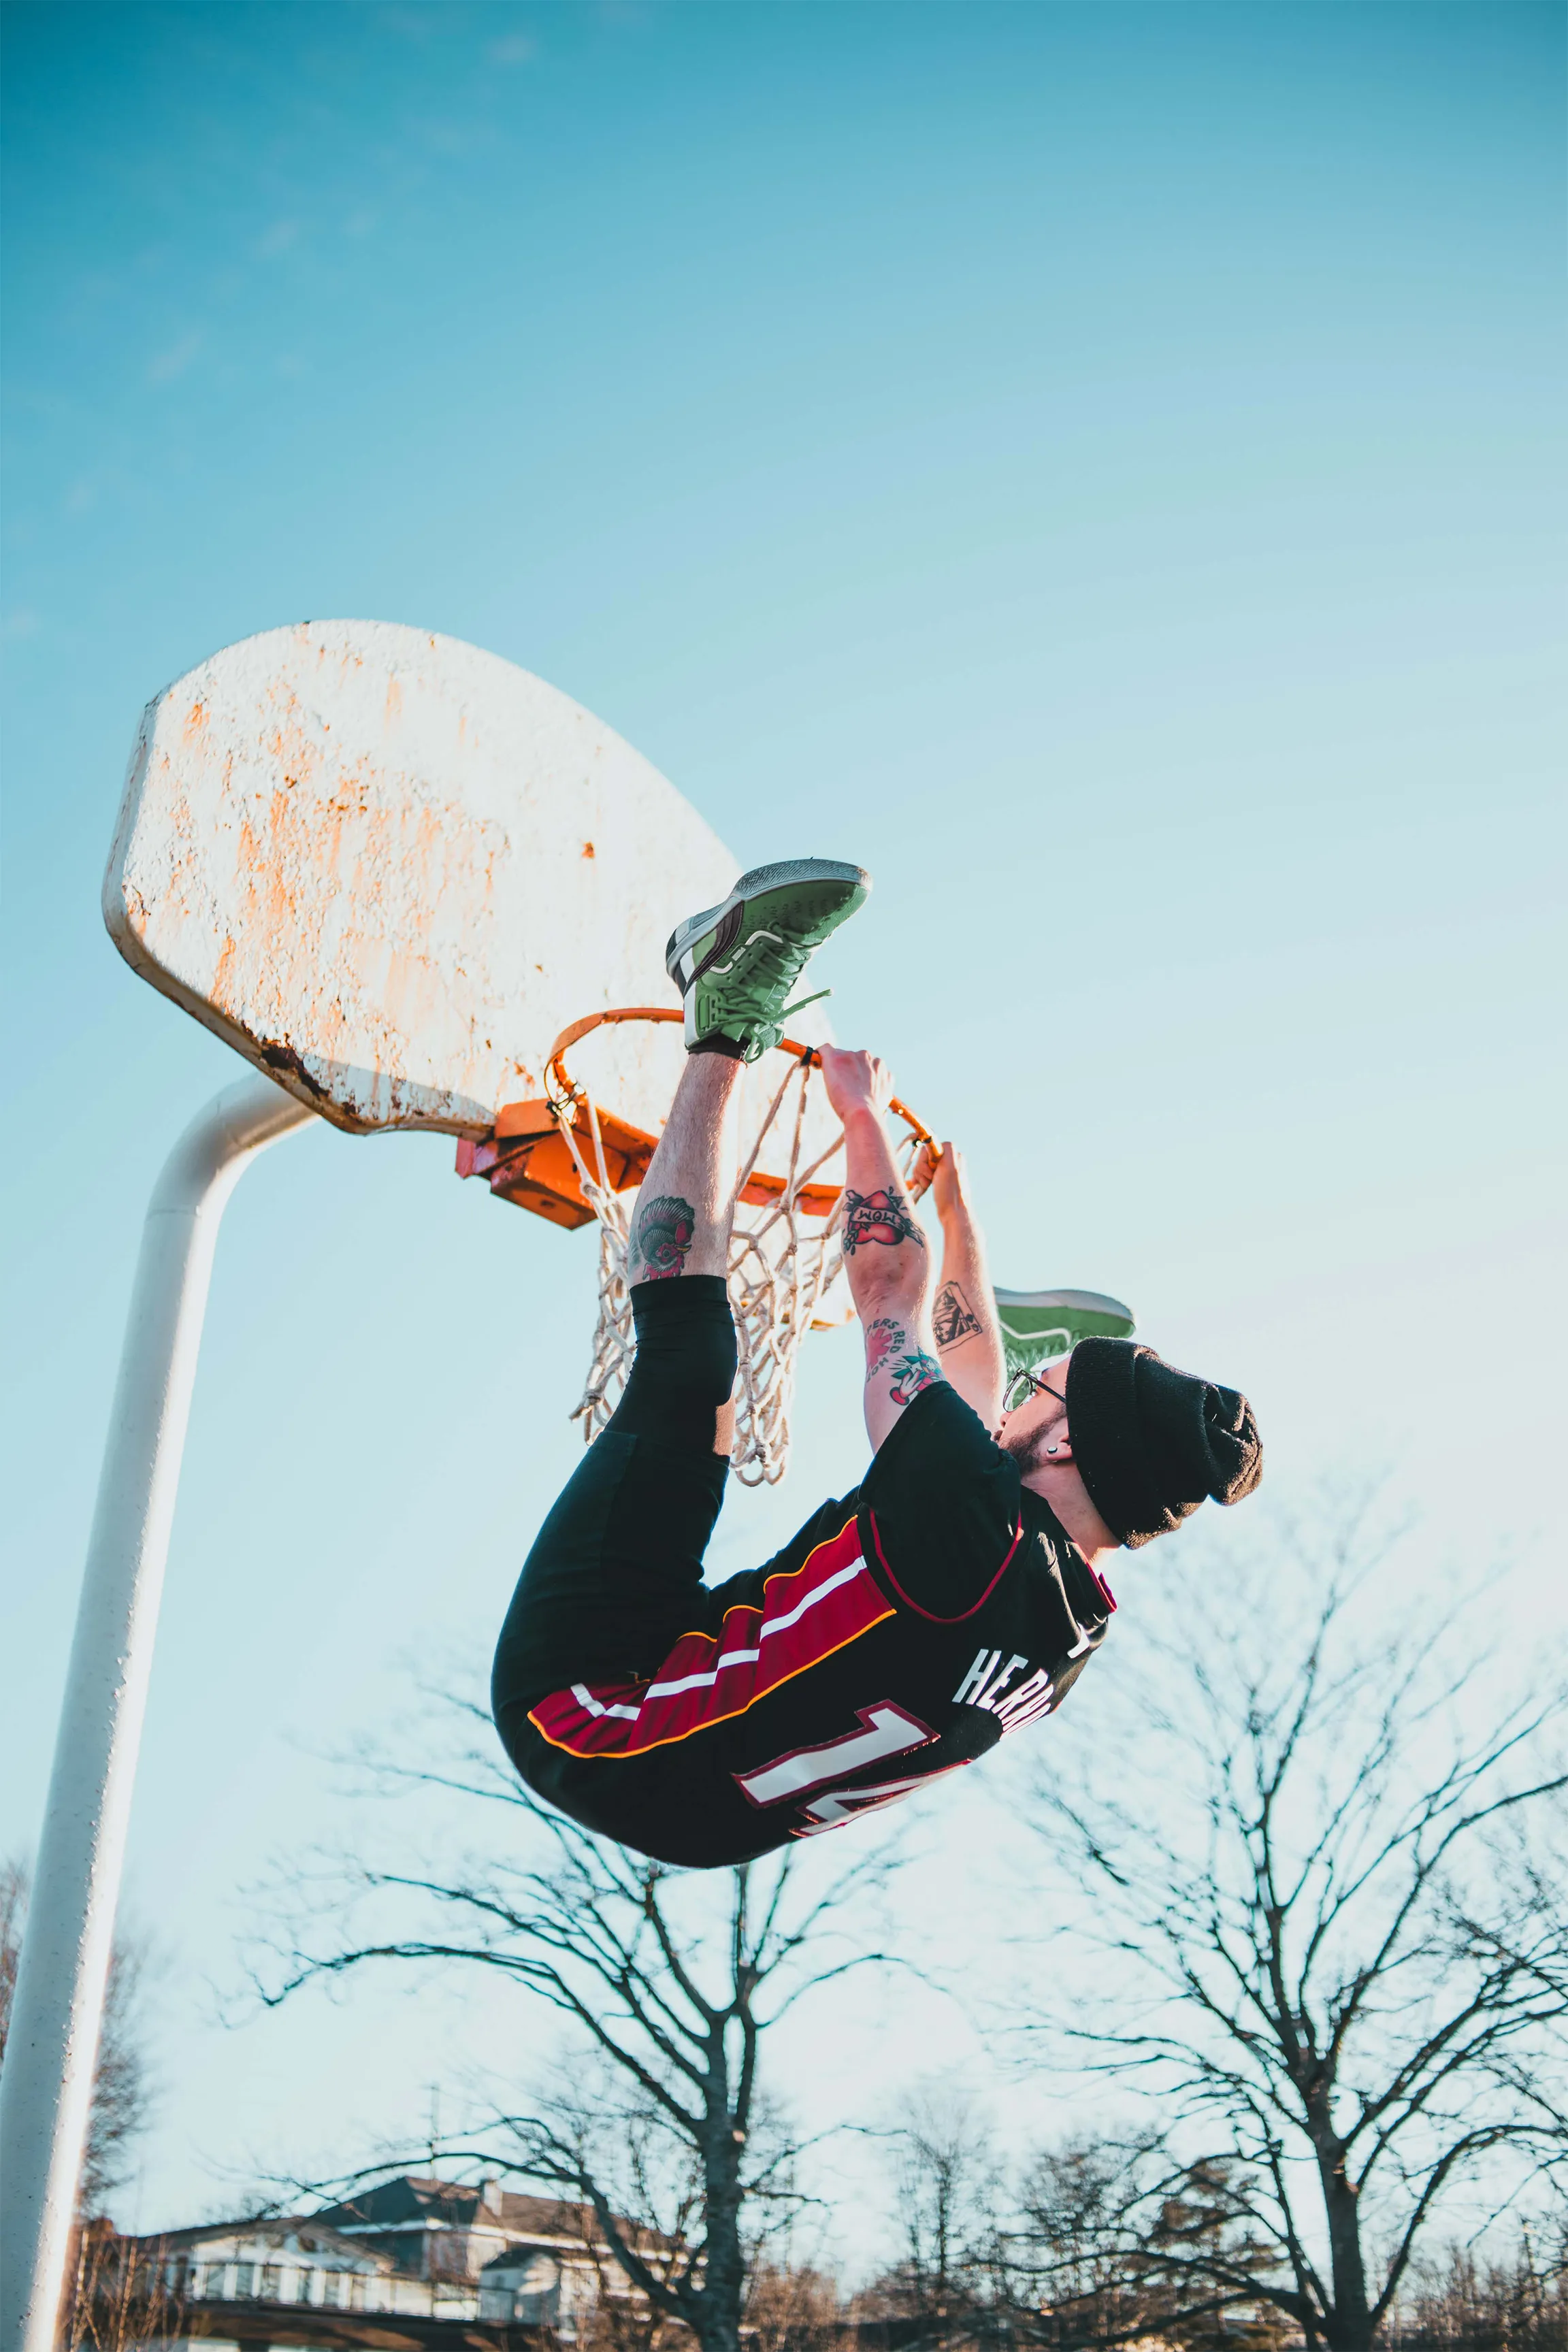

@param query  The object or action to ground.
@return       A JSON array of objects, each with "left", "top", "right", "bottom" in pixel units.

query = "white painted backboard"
[{"left": 104, "top": 621, "right": 751, "bottom": 1138}]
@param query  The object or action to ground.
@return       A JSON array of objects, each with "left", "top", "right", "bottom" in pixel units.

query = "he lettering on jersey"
[{"left": 952, "top": 1647, "right": 1058, "bottom": 1732}]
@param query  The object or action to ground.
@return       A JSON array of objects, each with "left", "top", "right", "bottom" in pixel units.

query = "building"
[
  {"left": 310, "top": 2177, "right": 616, "bottom": 2324},
  {"left": 83, "top": 2174, "right": 661, "bottom": 2351}
]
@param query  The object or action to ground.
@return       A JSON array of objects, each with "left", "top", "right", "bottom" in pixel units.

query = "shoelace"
[
  {"left": 713, "top": 930, "right": 814, "bottom": 999},
  {"left": 776, "top": 985, "right": 831, "bottom": 1024},
  {"left": 707, "top": 932, "right": 836, "bottom": 1037}
]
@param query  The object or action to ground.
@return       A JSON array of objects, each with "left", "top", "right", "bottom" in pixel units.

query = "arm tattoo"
[
  {"left": 865, "top": 1316, "right": 941, "bottom": 1407},
  {"left": 843, "top": 1187, "right": 926, "bottom": 1257},
  {"left": 889, "top": 1349, "right": 941, "bottom": 1405},
  {"left": 631, "top": 1193, "right": 696, "bottom": 1279},
  {"left": 933, "top": 1281, "right": 983, "bottom": 1350},
  {"left": 866, "top": 1316, "right": 902, "bottom": 1373}
]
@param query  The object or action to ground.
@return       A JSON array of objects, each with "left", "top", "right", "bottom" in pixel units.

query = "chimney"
[{"left": 480, "top": 2178, "right": 504, "bottom": 2218}]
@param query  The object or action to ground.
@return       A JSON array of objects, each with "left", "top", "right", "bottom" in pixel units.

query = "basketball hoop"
[{"left": 538, "top": 1007, "right": 935, "bottom": 1486}]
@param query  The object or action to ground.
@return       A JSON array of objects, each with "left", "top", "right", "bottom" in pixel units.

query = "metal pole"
[{"left": 0, "top": 1075, "right": 316, "bottom": 2352}]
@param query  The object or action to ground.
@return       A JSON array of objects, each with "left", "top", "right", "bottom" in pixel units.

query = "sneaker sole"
[{"left": 664, "top": 858, "right": 870, "bottom": 979}]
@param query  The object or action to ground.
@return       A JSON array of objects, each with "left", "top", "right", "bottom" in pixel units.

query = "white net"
[{"left": 550, "top": 1041, "right": 930, "bottom": 1485}]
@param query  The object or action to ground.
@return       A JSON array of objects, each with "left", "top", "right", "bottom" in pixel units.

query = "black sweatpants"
[{"left": 491, "top": 1277, "right": 740, "bottom": 1753}]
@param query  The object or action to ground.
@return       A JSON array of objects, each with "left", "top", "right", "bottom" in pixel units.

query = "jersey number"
[{"left": 734, "top": 1701, "right": 934, "bottom": 1810}]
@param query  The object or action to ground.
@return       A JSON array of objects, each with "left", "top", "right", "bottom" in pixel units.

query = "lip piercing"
[{"left": 1047, "top": 1443, "right": 1060, "bottom": 1455}]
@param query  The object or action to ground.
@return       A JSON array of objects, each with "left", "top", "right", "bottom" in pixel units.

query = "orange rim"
[{"left": 545, "top": 1005, "right": 938, "bottom": 1211}]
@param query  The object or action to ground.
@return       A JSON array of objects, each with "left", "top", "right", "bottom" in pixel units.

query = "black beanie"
[{"left": 1064, "top": 1338, "right": 1262, "bottom": 1550}]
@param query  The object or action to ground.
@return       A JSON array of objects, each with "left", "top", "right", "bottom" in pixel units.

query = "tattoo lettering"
[
  {"left": 866, "top": 1316, "right": 903, "bottom": 1374},
  {"left": 933, "top": 1281, "right": 983, "bottom": 1350},
  {"left": 843, "top": 1188, "right": 926, "bottom": 1257},
  {"left": 889, "top": 1350, "right": 941, "bottom": 1406},
  {"left": 632, "top": 1193, "right": 696, "bottom": 1279}
]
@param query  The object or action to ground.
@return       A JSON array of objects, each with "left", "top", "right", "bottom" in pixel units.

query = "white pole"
[{"left": 0, "top": 1075, "right": 316, "bottom": 2352}]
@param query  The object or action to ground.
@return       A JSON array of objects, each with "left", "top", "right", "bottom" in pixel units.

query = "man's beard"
[{"left": 998, "top": 1414, "right": 1066, "bottom": 1477}]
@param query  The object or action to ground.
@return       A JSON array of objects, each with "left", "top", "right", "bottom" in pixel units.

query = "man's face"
[{"left": 996, "top": 1354, "right": 1072, "bottom": 1475}]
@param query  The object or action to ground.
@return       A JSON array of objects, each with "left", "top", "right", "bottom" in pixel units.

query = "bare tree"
[
  {"left": 1395, "top": 2223, "right": 1568, "bottom": 2349},
  {"left": 744, "top": 2257, "right": 845, "bottom": 2352},
  {"left": 1009, "top": 2140, "right": 1290, "bottom": 2350},
  {"left": 862, "top": 2080, "right": 1005, "bottom": 2348},
  {"left": 866, "top": 2119, "right": 1286, "bottom": 2352},
  {"left": 58, "top": 2222, "right": 180, "bottom": 2352},
  {"left": 0, "top": 1858, "right": 152, "bottom": 2213},
  {"left": 249, "top": 1690, "right": 907, "bottom": 2352},
  {"left": 1007, "top": 2136, "right": 1143, "bottom": 2347},
  {"left": 1018, "top": 1494, "right": 1568, "bottom": 2352}
]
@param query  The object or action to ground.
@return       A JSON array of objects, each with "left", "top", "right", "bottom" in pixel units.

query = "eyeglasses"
[{"left": 1002, "top": 1365, "right": 1068, "bottom": 1418}]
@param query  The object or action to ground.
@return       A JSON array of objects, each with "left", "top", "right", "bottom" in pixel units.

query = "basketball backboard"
[{"left": 103, "top": 620, "right": 745, "bottom": 1139}]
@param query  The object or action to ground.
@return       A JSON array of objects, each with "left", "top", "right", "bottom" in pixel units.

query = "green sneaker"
[
  {"left": 993, "top": 1288, "right": 1136, "bottom": 1379},
  {"left": 665, "top": 858, "right": 870, "bottom": 1061}
]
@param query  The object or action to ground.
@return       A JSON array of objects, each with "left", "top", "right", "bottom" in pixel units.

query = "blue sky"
[{"left": 3, "top": 0, "right": 1563, "bottom": 2244}]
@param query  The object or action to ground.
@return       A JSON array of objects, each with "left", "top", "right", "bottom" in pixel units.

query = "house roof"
[
  {"left": 124, "top": 2178, "right": 656, "bottom": 2271},
  {"left": 131, "top": 2217, "right": 391, "bottom": 2267},
  {"left": 492, "top": 2193, "right": 599, "bottom": 2242},
  {"left": 313, "top": 2177, "right": 598, "bottom": 2245}
]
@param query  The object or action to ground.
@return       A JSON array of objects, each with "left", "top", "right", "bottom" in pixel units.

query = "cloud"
[
  {"left": 487, "top": 31, "right": 536, "bottom": 65},
  {"left": 256, "top": 219, "right": 301, "bottom": 258},
  {"left": 146, "top": 330, "right": 202, "bottom": 385}
]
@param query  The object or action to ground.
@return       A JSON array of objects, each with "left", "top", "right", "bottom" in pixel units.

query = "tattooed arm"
[
  {"left": 818, "top": 1045, "right": 941, "bottom": 1452},
  {"left": 923, "top": 1143, "right": 1007, "bottom": 1432}
]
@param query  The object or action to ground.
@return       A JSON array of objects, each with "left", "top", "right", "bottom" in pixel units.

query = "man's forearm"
[
  {"left": 932, "top": 1205, "right": 1006, "bottom": 1430},
  {"left": 837, "top": 1102, "right": 930, "bottom": 1323}
]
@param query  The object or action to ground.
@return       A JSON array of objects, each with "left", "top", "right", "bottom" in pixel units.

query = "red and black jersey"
[{"left": 512, "top": 1383, "right": 1115, "bottom": 1867}]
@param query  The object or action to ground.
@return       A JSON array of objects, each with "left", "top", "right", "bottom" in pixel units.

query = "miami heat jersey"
[{"left": 513, "top": 1383, "right": 1115, "bottom": 1867}]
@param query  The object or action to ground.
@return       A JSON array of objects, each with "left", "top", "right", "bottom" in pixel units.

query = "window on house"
[
  {"left": 232, "top": 2264, "right": 255, "bottom": 2298},
  {"left": 200, "top": 2264, "right": 227, "bottom": 2299},
  {"left": 323, "top": 2271, "right": 346, "bottom": 2306},
  {"left": 260, "top": 2265, "right": 282, "bottom": 2299}
]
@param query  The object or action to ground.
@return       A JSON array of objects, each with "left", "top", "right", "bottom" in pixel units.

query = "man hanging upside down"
[{"left": 491, "top": 860, "right": 1262, "bottom": 1867}]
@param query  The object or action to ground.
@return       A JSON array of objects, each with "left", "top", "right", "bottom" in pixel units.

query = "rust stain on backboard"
[{"left": 100, "top": 619, "right": 758, "bottom": 1142}]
